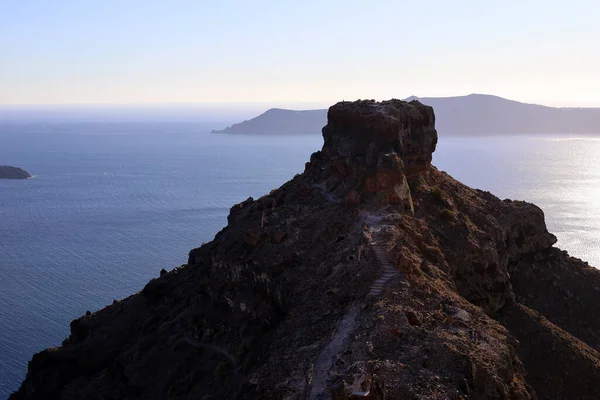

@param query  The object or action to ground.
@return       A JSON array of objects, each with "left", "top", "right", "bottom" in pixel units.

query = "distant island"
[
  {"left": 0, "top": 166, "right": 31, "bottom": 179},
  {"left": 212, "top": 108, "right": 327, "bottom": 135},
  {"left": 213, "top": 94, "right": 600, "bottom": 136}
]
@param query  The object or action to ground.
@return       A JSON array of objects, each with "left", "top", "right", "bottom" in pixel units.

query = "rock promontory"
[
  {"left": 307, "top": 99, "right": 437, "bottom": 209},
  {"left": 0, "top": 166, "right": 31, "bottom": 179},
  {"left": 12, "top": 99, "right": 600, "bottom": 400}
]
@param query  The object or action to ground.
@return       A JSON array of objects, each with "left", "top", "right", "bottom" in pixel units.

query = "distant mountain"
[
  {"left": 212, "top": 108, "right": 327, "bottom": 135},
  {"left": 212, "top": 94, "right": 600, "bottom": 136},
  {"left": 408, "top": 94, "right": 600, "bottom": 135}
]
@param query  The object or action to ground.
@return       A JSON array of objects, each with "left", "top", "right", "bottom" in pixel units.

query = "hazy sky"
[{"left": 1, "top": 0, "right": 599, "bottom": 106}]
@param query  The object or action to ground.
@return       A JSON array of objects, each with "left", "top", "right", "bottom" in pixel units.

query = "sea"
[{"left": 1, "top": 121, "right": 599, "bottom": 397}]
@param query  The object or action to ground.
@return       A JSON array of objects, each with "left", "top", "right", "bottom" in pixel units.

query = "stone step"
[{"left": 368, "top": 239, "right": 405, "bottom": 298}]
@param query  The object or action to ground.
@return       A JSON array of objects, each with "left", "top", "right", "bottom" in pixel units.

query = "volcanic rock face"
[
  {"left": 13, "top": 100, "right": 600, "bottom": 400},
  {"left": 306, "top": 100, "right": 437, "bottom": 209}
]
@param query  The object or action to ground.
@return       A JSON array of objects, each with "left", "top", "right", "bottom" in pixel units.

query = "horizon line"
[{"left": 0, "top": 94, "right": 599, "bottom": 109}]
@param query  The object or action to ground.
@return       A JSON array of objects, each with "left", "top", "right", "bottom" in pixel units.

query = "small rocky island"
[
  {"left": 12, "top": 99, "right": 600, "bottom": 399},
  {"left": 0, "top": 166, "right": 31, "bottom": 179}
]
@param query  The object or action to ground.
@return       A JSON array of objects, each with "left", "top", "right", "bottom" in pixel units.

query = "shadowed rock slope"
[{"left": 13, "top": 99, "right": 600, "bottom": 399}]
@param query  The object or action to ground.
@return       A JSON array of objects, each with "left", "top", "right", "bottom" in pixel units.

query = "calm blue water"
[
  {"left": 1, "top": 122, "right": 599, "bottom": 397},
  {"left": 436, "top": 135, "right": 600, "bottom": 269}
]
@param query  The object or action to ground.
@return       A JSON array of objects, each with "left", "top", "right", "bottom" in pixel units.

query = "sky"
[{"left": 1, "top": 0, "right": 599, "bottom": 107}]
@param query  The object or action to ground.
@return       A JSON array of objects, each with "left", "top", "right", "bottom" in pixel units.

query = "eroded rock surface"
[
  {"left": 305, "top": 99, "right": 437, "bottom": 209},
  {"left": 12, "top": 99, "right": 600, "bottom": 400}
]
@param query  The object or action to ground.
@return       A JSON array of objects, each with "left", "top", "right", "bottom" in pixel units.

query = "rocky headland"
[
  {"left": 0, "top": 166, "right": 31, "bottom": 179},
  {"left": 13, "top": 99, "right": 600, "bottom": 399}
]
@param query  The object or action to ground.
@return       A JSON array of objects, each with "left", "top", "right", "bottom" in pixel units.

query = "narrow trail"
[
  {"left": 307, "top": 211, "right": 404, "bottom": 398},
  {"left": 308, "top": 303, "right": 360, "bottom": 400},
  {"left": 363, "top": 212, "right": 404, "bottom": 298}
]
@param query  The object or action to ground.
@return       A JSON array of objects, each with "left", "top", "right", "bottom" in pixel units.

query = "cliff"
[
  {"left": 13, "top": 99, "right": 600, "bottom": 400},
  {"left": 0, "top": 166, "right": 31, "bottom": 179},
  {"left": 213, "top": 94, "right": 600, "bottom": 136}
]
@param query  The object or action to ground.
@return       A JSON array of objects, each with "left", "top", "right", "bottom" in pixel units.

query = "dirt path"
[
  {"left": 367, "top": 241, "right": 402, "bottom": 297},
  {"left": 308, "top": 303, "right": 360, "bottom": 400},
  {"left": 307, "top": 211, "right": 403, "bottom": 398},
  {"left": 363, "top": 211, "right": 404, "bottom": 297}
]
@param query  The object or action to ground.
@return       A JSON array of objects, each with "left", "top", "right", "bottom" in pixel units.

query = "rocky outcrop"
[
  {"left": 305, "top": 99, "right": 437, "bottom": 209},
  {"left": 0, "top": 166, "right": 31, "bottom": 179},
  {"left": 12, "top": 99, "right": 600, "bottom": 399}
]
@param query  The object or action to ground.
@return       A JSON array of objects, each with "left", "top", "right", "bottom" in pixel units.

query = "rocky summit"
[{"left": 12, "top": 99, "right": 600, "bottom": 400}]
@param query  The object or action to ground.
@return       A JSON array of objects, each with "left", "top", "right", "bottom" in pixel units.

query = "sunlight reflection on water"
[{"left": 435, "top": 134, "right": 600, "bottom": 268}]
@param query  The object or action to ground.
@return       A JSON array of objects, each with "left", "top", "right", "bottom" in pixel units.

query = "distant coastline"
[
  {"left": 0, "top": 166, "right": 31, "bottom": 179},
  {"left": 212, "top": 108, "right": 327, "bottom": 135},
  {"left": 212, "top": 94, "right": 600, "bottom": 136}
]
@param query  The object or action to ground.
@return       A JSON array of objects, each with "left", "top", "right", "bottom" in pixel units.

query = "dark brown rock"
[
  {"left": 405, "top": 310, "right": 421, "bottom": 326},
  {"left": 499, "top": 304, "right": 600, "bottom": 400},
  {"left": 304, "top": 99, "right": 437, "bottom": 208},
  {"left": 242, "top": 230, "right": 262, "bottom": 247},
  {"left": 270, "top": 230, "right": 287, "bottom": 244}
]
